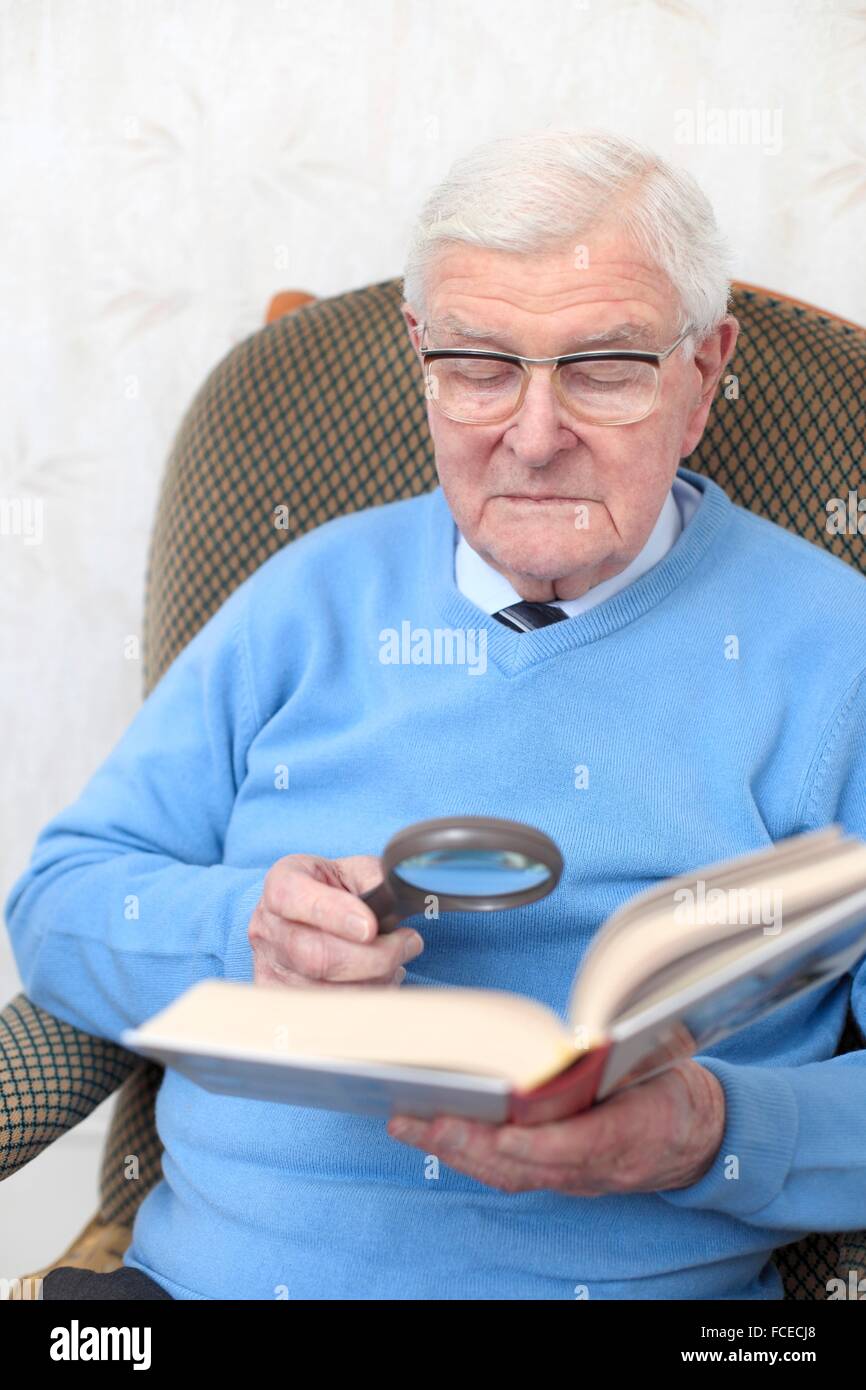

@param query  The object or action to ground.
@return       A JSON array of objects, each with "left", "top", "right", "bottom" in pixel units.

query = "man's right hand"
[{"left": 248, "top": 853, "right": 425, "bottom": 988}]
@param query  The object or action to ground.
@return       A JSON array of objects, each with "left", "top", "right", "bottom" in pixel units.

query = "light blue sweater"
[{"left": 6, "top": 465, "right": 866, "bottom": 1300}]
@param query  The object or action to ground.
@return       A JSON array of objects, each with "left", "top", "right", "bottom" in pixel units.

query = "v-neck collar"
[{"left": 423, "top": 466, "right": 734, "bottom": 677}]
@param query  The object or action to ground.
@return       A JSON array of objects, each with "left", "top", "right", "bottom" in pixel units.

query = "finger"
[
  {"left": 390, "top": 1106, "right": 612, "bottom": 1181},
  {"left": 390, "top": 1110, "right": 595, "bottom": 1171},
  {"left": 387, "top": 1117, "right": 553, "bottom": 1192},
  {"left": 390, "top": 1115, "right": 500, "bottom": 1165},
  {"left": 431, "top": 1149, "right": 576, "bottom": 1193},
  {"left": 273, "top": 965, "right": 408, "bottom": 989},
  {"left": 493, "top": 1074, "right": 666, "bottom": 1168},
  {"left": 264, "top": 863, "right": 380, "bottom": 943},
  {"left": 492, "top": 1111, "right": 608, "bottom": 1167},
  {"left": 332, "top": 854, "right": 392, "bottom": 899},
  {"left": 266, "top": 920, "right": 423, "bottom": 983}
]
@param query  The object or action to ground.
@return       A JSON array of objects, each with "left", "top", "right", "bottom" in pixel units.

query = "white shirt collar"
[{"left": 454, "top": 476, "right": 701, "bottom": 617}]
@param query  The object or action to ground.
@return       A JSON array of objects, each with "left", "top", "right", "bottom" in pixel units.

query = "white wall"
[{"left": 1, "top": 0, "right": 864, "bottom": 1277}]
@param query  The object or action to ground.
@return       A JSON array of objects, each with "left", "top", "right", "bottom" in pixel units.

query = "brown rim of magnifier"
[{"left": 362, "top": 815, "right": 564, "bottom": 931}]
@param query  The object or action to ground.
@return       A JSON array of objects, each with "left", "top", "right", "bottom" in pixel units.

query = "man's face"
[{"left": 402, "top": 234, "right": 737, "bottom": 602}]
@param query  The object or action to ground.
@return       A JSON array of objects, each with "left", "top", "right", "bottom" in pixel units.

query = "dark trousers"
[{"left": 41, "top": 1265, "right": 173, "bottom": 1300}]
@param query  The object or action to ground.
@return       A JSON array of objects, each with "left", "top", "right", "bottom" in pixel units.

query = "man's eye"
[
  {"left": 455, "top": 367, "right": 511, "bottom": 386},
  {"left": 564, "top": 363, "right": 641, "bottom": 388},
  {"left": 582, "top": 376, "right": 629, "bottom": 391}
]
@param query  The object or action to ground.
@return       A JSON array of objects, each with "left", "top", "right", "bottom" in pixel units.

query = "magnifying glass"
[{"left": 360, "top": 815, "right": 563, "bottom": 934}]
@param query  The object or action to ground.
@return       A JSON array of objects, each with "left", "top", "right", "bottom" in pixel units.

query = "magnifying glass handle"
[{"left": 359, "top": 879, "right": 403, "bottom": 935}]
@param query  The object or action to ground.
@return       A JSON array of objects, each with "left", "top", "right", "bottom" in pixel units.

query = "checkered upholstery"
[{"left": 2, "top": 275, "right": 865, "bottom": 1297}]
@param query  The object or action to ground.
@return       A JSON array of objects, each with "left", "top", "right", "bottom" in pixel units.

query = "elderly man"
[{"left": 6, "top": 129, "right": 866, "bottom": 1301}]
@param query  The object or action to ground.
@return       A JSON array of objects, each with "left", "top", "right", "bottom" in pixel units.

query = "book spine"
[{"left": 508, "top": 1044, "right": 612, "bottom": 1125}]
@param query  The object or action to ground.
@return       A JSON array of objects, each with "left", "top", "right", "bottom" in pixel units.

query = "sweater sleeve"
[
  {"left": 3, "top": 576, "right": 267, "bottom": 1045},
  {"left": 659, "top": 671, "right": 866, "bottom": 1231}
]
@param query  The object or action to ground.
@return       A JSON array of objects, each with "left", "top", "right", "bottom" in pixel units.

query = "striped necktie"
[{"left": 492, "top": 600, "right": 569, "bottom": 632}]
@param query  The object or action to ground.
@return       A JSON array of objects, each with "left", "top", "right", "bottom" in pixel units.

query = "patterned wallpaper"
[{"left": 0, "top": 1, "right": 864, "bottom": 1249}]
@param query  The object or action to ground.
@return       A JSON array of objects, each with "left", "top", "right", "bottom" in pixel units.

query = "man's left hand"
[{"left": 386, "top": 1060, "right": 726, "bottom": 1195}]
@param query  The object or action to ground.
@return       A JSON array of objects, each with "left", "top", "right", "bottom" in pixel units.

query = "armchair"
[{"left": 2, "top": 275, "right": 865, "bottom": 1298}]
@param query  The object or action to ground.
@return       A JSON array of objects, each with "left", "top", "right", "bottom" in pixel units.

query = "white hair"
[{"left": 402, "top": 128, "right": 734, "bottom": 356}]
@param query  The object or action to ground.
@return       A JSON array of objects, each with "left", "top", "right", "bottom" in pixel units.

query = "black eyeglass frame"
[{"left": 416, "top": 322, "right": 694, "bottom": 426}]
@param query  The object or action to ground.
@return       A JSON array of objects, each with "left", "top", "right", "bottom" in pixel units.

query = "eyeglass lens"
[{"left": 425, "top": 356, "right": 658, "bottom": 424}]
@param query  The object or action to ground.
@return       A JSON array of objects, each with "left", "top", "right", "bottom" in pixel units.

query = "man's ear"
[
  {"left": 402, "top": 303, "right": 424, "bottom": 361},
  {"left": 680, "top": 314, "right": 740, "bottom": 457}
]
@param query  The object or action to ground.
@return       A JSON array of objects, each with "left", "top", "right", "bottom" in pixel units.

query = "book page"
[
  {"left": 129, "top": 979, "right": 579, "bottom": 1092},
  {"left": 594, "top": 826, "right": 842, "bottom": 945},
  {"left": 570, "top": 836, "right": 866, "bottom": 1034},
  {"left": 598, "top": 900, "right": 866, "bottom": 1098}
]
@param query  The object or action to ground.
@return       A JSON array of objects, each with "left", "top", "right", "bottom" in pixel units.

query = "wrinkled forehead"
[
  {"left": 425, "top": 311, "right": 666, "bottom": 354},
  {"left": 421, "top": 239, "right": 681, "bottom": 353}
]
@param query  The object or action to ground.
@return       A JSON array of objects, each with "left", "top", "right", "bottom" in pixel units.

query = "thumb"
[{"left": 333, "top": 853, "right": 388, "bottom": 898}]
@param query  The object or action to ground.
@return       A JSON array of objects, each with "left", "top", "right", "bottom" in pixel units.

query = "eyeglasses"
[{"left": 417, "top": 323, "right": 693, "bottom": 427}]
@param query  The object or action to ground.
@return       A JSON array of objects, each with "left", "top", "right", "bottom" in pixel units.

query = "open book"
[{"left": 124, "top": 826, "right": 866, "bottom": 1125}]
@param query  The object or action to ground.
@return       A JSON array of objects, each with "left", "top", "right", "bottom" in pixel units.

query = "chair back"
[
  {"left": 136, "top": 277, "right": 866, "bottom": 1299},
  {"left": 143, "top": 278, "right": 866, "bottom": 689}
]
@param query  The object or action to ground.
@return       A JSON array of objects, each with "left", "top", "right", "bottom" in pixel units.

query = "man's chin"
[{"left": 481, "top": 541, "right": 610, "bottom": 588}]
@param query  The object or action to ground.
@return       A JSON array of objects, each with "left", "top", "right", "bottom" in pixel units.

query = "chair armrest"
[{"left": 0, "top": 993, "right": 138, "bottom": 1180}]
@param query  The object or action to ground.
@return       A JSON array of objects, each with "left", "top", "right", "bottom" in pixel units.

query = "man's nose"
[{"left": 504, "top": 368, "right": 580, "bottom": 465}]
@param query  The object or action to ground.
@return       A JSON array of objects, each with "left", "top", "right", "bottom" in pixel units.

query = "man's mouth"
[{"left": 501, "top": 495, "right": 586, "bottom": 504}]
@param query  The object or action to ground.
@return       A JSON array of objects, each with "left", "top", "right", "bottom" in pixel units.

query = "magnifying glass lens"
[{"left": 393, "top": 848, "right": 551, "bottom": 896}]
